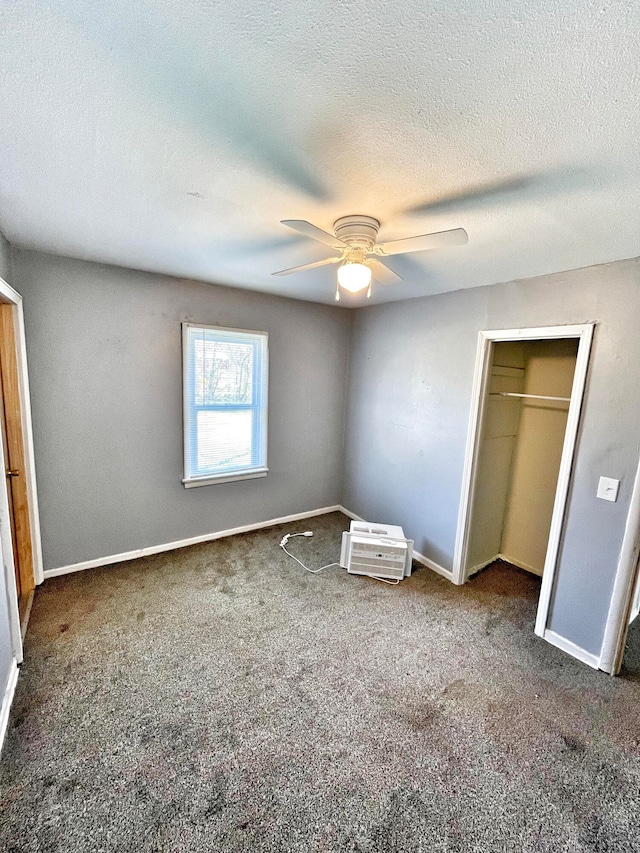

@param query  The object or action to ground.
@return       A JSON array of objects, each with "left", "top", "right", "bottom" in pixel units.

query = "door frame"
[
  {"left": 599, "top": 453, "right": 640, "bottom": 674},
  {"left": 452, "top": 324, "right": 594, "bottom": 640},
  {"left": 0, "top": 276, "right": 43, "bottom": 660}
]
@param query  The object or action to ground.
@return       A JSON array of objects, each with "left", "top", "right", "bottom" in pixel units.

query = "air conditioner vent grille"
[{"left": 340, "top": 521, "right": 414, "bottom": 581}]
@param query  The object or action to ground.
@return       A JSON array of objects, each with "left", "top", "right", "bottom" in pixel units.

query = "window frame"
[{"left": 181, "top": 322, "right": 269, "bottom": 488}]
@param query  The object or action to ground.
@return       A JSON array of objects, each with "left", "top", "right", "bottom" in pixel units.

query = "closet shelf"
[{"left": 489, "top": 392, "right": 571, "bottom": 402}]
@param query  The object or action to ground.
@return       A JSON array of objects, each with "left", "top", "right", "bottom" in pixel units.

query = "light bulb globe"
[{"left": 337, "top": 262, "right": 371, "bottom": 293}]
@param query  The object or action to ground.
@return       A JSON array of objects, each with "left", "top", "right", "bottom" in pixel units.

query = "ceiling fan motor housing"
[
  {"left": 333, "top": 215, "right": 380, "bottom": 251},
  {"left": 274, "top": 216, "right": 466, "bottom": 283}
]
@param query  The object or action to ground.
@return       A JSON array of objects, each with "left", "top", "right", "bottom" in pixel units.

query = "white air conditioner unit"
[{"left": 340, "top": 521, "right": 413, "bottom": 581}]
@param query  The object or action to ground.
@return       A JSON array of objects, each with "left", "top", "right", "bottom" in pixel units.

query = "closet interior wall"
[{"left": 467, "top": 338, "right": 578, "bottom": 578}]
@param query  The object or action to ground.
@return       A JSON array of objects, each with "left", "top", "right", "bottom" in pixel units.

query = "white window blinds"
[{"left": 182, "top": 324, "right": 268, "bottom": 487}]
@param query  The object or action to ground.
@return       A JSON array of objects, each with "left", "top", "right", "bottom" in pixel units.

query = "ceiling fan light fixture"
[
  {"left": 276, "top": 216, "right": 467, "bottom": 300},
  {"left": 337, "top": 261, "right": 371, "bottom": 293}
]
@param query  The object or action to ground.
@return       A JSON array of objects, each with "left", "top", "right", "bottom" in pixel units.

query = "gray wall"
[
  {"left": 13, "top": 250, "right": 352, "bottom": 569},
  {"left": 343, "top": 258, "right": 640, "bottom": 656},
  {"left": 0, "top": 231, "right": 11, "bottom": 281}
]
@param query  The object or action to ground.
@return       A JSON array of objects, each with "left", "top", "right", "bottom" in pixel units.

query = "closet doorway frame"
[{"left": 452, "top": 324, "right": 594, "bottom": 641}]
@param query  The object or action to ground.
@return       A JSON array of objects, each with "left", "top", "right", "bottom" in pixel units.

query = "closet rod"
[{"left": 489, "top": 392, "right": 571, "bottom": 402}]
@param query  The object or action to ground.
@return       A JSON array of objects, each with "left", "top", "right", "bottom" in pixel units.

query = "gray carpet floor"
[{"left": 1, "top": 511, "right": 640, "bottom": 852}]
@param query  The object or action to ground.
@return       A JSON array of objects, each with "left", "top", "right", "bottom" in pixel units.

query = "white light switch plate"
[{"left": 597, "top": 476, "right": 620, "bottom": 502}]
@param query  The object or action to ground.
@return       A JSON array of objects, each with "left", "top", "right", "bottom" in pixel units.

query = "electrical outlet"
[{"left": 597, "top": 476, "right": 620, "bottom": 502}]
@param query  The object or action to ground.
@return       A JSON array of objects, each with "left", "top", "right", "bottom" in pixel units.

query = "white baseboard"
[
  {"left": 413, "top": 550, "right": 453, "bottom": 581},
  {"left": 466, "top": 553, "right": 543, "bottom": 580},
  {"left": 337, "top": 505, "right": 364, "bottom": 521},
  {"left": 44, "top": 503, "right": 455, "bottom": 587},
  {"left": 543, "top": 629, "right": 600, "bottom": 670},
  {"left": 0, "top": 659, "right": 19, "bottom": 755},
  {"left": 466, "top": 554, "right": 500, "bottom": 578},
  {"left": 499, "top": 553, "right": 543, "bottom": 577},
  {"left": 44, "top": 505, "right": 346, "bottom": 579}
]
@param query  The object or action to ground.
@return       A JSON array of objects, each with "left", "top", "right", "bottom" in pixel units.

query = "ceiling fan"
[{"left": 272, "top": 215, "right": 468, "bottom": 300}]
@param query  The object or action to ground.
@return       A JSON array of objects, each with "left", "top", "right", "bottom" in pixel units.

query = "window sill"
[{"left": 182, "top": 467, "right": 268, "bottom": 488}]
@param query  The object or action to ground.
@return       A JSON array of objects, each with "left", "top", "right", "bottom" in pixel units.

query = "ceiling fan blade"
[
  {"left": 404, "top": 177, "right": 532, "bottom": 216},
  {"left": 281, "top": 220, "right": 347, "bottom": 248},
  {"left": 272, "top": 256, "right": 341, "bottom": 276},
  {"left": 377, "top": 228, "right": 468, "bottom": 256},
  {"left": 403, "top": 167, "right": 592, "bottom": 216},
  {"left": 368, "top": 258, "right": 403, "bottom": 286}
]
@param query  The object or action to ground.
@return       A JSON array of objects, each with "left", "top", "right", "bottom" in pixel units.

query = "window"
[{"left": 182, "top": 324, "right": 268, "bottom": 487}]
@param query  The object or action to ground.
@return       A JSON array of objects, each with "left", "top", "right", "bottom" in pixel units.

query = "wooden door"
[
  {"left": 0, "top": 303, "right": 34, "bottom": 620},
  {"left": 0, "top": 386, "right": 20, "bottom": 601}
]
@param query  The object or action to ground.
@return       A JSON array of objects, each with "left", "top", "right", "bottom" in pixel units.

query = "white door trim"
[
  {"left": 0, "top": 658, "right": 19, "bottom": 754},
  {"left": 0, "top": 474, "right": 22, "bottom": 664},
  {"left": 452, "top": 324, "right": 594, "bottom": 643},
  {"left": 0, "top": 277, "right": 43, "bottom": 589},
  {"left": 451, "top": 331, "right": 494, "bottom": 586},
  {"left": 0, "top": 276, "right": 43, "bottom": 663},
  {"left": 543, "top": 629, "right": 600, "bottom": 670},
  {"left": 599, "top": 453, "right": 640, "bottom": 674}
]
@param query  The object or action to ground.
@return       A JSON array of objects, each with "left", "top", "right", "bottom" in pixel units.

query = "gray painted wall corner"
[{"left": 343, "top": 258, "right": 640, "bottom": 657}]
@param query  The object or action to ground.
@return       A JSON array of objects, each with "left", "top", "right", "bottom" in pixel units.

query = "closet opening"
[
  {"left": 467, "top": 337, "right": 578, "bottom": 579},
  {"left": 453, "top": 325, "right": 594, "bottom": 659}
]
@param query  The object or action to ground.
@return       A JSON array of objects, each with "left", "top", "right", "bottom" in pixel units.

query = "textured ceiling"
[{"left": 1, "top": 1, "right": 640, "bottom": 306}]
